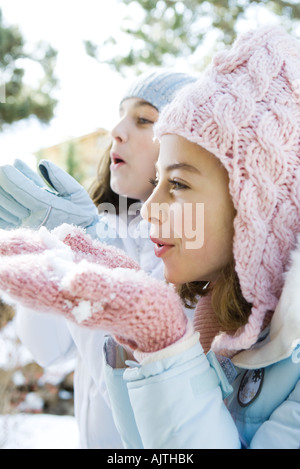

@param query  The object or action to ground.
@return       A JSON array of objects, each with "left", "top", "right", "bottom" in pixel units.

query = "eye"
[
  {"left": 168, "top": 179, "right": 189, "bottom": 191},
  {"left": 137, "top": 117, "right": 154, "bottom": 125},
  {"left": 149, "top": 177, "right": 158, "bottom": 187}
]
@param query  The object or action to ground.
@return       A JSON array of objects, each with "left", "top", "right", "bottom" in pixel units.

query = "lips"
[
  {"left": 110, "top": 152, "right": 126, "bottom": 169},
  {"left": 150, "top": 237, "right": 175, "bottom": 258}
]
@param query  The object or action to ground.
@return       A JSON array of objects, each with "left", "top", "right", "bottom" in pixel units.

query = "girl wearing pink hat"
[{"left": 0, "top": 26, "right": 299, "bottom": 448}]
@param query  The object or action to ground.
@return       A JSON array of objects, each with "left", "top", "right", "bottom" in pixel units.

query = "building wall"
[{"left": 36, "top": 128, "right": 112, "bottom": 188}]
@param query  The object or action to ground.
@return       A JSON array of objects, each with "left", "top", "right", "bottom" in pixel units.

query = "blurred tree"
[
  {"left": 65, "top": 141, "right": 85, "bottom": 184},
  {"left": 84, "top": 0, "right": 300, "bottom": 74},
  {"left": 0, "top": 9, "right": 58, "bottom": 130}
]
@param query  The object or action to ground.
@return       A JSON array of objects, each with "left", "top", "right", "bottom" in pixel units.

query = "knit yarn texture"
[
  {"left": 121, "top": 69, "right": 196, "bottom": 112},
  {"left": 155, "top": 26, "right": 300, "bottom": 353},
  {"left": 193, "top": 292, "right": 221, "bottom": 354},
  {"left": 0, "top": 225, "right": 187, "bottom": 353}
]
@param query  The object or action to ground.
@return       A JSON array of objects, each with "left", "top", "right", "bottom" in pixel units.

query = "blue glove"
[{"left": 0, "top": 159, "right": 99, "bottom": 231}]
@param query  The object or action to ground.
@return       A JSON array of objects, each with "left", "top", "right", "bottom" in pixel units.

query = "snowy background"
[
  {"left": 0, "top": 413, "right": 78, "bottom": 449},
  {"left": 0, "top": 317, "right": 79, "bottom": 449}
]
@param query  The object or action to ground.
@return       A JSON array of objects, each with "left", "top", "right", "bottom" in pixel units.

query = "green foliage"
[
  {"left": 84, "top": 0, "right": 300, "bottom": 74},
  {"left": 0, "top": 9, "right": 58, "bottom": 130},
  {"left": 65, "top": 141, "right": 85, "bottom": 184}
]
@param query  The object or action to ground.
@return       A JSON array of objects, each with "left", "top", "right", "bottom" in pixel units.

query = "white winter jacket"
[{"left": 102, "top": 238, "right": 300, "bottom": 449}]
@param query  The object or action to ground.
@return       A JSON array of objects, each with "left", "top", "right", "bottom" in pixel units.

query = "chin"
[
  {"left": 163, "top": 266, "right": 186, "bottom": 285},
  {"left": 111, "top": 183, "right": 129, "bottom": 199},
  {"left": 164, "top": 262, "right": 203, "bottom": 286},
  {"left": 110, "top": 180, "right": 122, "bottom": 195}
]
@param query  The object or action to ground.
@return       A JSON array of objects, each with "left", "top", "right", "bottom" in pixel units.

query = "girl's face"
[
  {"left": 110, "top": 98, "right": 159, "bottom": 201},
  {"left": 142, "top": 135, "right": 236, "bottom": 285}
]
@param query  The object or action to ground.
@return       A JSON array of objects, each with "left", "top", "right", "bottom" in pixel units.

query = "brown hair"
[
  {"left": 88, "top": 142, "right": 138, "bottom": 214},
  {"left": 177, "top": 259, "right": 252, "bottom": 333}
]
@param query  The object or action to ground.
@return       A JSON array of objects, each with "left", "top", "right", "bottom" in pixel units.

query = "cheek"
[
  {"left": 198, "top": 206, "right": 235, "bottom": 277},
  {"left": 163, "top": 249, "right": 203, "bottom": 285},
  {"left": 135, "top": 130, "right": 157, "bottom": 153},
  {"left": 169, "top": 203, "right": 184, "bottom": 239},
  {"left": 165, "top": 208, "right": 234, "bottom": 284},
  {"left": 137, "top": 150, "right": 159, "bottom": 185},
  {"left": 170, "top": 202, "right": 205, "bottom": 250}
]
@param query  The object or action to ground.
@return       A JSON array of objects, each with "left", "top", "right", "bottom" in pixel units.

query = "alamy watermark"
[{"left": 95, "top": 197, "right": 205, "bottom": 250}]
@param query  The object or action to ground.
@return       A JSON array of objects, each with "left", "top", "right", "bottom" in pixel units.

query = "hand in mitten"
[
  {"left": 0, "top": 244, "right": 187, "bottom": 353},
  {"left": 0, "top": 223, "right": 140, "bottom": 271},
  {"left": 0, "top": 159, "right": 99, "bottom": 231}
]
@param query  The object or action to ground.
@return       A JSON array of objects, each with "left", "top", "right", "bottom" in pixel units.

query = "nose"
[
  {"left": 111, "top": 118, "right": 128, "bottom": 143},
  {"left": 141, "top": 190, "right": 169, "bottom": 227}
]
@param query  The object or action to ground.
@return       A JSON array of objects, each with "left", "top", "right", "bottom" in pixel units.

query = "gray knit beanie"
[{"left": 121, "top": 69, "right": 196, "bottom": 112}]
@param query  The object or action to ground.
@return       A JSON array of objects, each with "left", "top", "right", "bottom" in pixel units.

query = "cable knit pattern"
[
  {"left": 0, "top": 225, "right": 187, "bottom": 353},
  {"left": 193, "top": 294, "right": 222, "bottom": 354},
  {"left": 155, "top": 26, "right": 300, "bottom": 353}
]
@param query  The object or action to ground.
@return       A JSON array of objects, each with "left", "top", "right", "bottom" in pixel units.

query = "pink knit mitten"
[
  {"left": 0, "top": 228, "right": 187, "bottom": 353},
  {"left": 0, "top": 224, "right": 140, "bottom": 270}
]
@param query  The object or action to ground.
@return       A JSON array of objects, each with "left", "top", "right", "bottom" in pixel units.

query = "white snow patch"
[
  {"left": 39, "top": 226, "right": 72, "bottom": 253},
  {"left": 45, "top": 251, "right": 75, "bottom": 279},
  {"left": 52, "top": 223, "right": 86, "bottom": 241},
  {"left": 0, "top": 319, "right": 78, "bottom": 449},
  {"left": 72, "top": 301, "right": 92, "bottom": 323},
  {"left": 0, "top": 414, "right": 79, "bottom": 449},
  {"left": 18, "top": 392, "right": 44, "bottom": 412}
]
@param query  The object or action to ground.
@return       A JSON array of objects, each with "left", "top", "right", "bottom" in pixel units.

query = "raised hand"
[
  {"left": 0, "top": 224, "right": 140, "bottom": 270},
  {"left": 0, "top": 159, "right": 99, "bottom": 231},
  {"left": 0, "top": 228, "right": 187, "bottom": 353}
]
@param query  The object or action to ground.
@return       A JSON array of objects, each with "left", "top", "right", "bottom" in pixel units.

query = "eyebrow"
[
  {"left": 134, "top": 100, "right": 156, "bottom": 110},
  {"left": 155, "top": 162, "right": 201, "bottom": 174},
  {"left": 120, "top": 100, "right": 157, "bottom": 112}
]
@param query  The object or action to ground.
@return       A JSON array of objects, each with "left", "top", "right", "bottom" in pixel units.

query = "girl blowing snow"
[{"left": 0, "top": 26, "right": 299, "bottom": 448}]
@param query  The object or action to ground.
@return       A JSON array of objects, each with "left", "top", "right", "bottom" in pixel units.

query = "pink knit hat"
[{"left": 154, "top": 26, "right": 300, "bottom": 353}]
